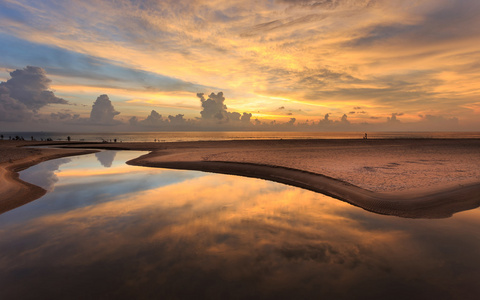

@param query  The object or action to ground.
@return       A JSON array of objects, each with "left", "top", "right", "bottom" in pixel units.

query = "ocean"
[{"left": 3, "top": 131, "right": 480, "bottom": 143}]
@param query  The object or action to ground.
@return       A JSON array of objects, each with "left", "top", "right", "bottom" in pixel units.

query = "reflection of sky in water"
[{"left": 2, "top": 151, "right": 480, "bottom": 299}]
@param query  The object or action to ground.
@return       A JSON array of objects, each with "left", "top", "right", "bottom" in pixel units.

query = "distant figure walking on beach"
[
  {"left": 67, "top": 136, "right": 71, "bottom": 142},
  {"left": 363, "top": 133, "right": 368, "bottom": 140}
]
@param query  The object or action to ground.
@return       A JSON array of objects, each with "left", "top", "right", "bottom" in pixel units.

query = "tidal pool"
[{"left": 1, "top": 151, "right": 480, "bottom": 299}]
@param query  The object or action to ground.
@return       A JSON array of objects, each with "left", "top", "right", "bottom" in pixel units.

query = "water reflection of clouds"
[
  {"left": 95, "top": 151, "right": 117, "bottom": 167},
  {"left": 3, "top": 170, "right": 480, "bottom": 299},
  {"left": 8, "top": 151, "right": 204, "bottom": 225},
  {"left": 19, "top": 157, "right": 71, "bottom": 192}
]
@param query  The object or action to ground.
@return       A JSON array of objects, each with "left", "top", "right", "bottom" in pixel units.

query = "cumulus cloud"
[
  {"left": 387, "top": 113, "right": 403, "bottom": 123},
  {"left": 228, "top": 111, "right": 242, "bottom": 122},
  {"left": 319, "top": 113, "right": 332, "bottom": 125},
  {"left": 50, "top": 111, "right": 79, "bottom": 121},
  {"left": 196, "top": 92, "right": 254, "bottom": 126},
  {"left": 0, "top": 92, "right": 32, "bottom": 121},
  {"left": 168, "top": 114, "right": 187, "bottom": 125},
  {"left": 128, "top": 92, "right": 255, "bottom": 130},
  {"left": 128, "top": 116, "right": 139, "bottom": 126},
  {"left": 417, "top": 114, "right": 460, "bottom": 130},
  {"left": 0, "top": 66, "right": 67, "bottom": 121},
  {"left": 420, "top": 114, "right": 458, "bottom": 124},
  {"left": 130, "top": 111, "right": 189, "bottom": 129},
  {"left": 140, "top": 110, "right": 165, "bottom": 127},
  {"left": 197, "top": 92, "right": 228, "bottom": 121},
  {"left": 89, "top": 94, "right": 120, "bottom": 125},
  {"left": 241, "top": 112, "right": 252, "bottom": 123}
]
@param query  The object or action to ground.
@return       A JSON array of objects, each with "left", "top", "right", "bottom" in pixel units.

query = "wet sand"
[
  {"left": 0, "top": 141, "right": 97, "bottom": 214},
  {"left": 1, "top": 139, "right": 480, "bottom": 218}
]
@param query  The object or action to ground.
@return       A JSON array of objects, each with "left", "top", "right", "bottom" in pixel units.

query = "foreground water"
[{"left": 1, "top": 151, "right": 480, "bottom": 299}]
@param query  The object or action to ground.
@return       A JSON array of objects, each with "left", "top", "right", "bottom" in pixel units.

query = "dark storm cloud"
[
  {"left": 89, "top": 94, "right": 120, "bottom": 125},
  {"left": 0, "top": 66, "right": 67, "bottom": 121}
]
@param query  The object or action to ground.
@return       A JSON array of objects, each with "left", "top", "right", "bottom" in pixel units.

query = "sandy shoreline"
[
  {"left": 1, "top": 139, "right": 480, "bottom": 218},
  {"left": 0, "top": 141, "right": 98, "bottom": 214}
]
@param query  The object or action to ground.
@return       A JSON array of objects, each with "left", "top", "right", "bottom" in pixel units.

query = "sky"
[{"left": 1, "top": 0, "right": 480, "bottom": 132}]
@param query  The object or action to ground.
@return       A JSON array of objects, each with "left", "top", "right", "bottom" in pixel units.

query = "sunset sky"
[{"left": 1, "top": 0, "right": 480, "bottom": 131}]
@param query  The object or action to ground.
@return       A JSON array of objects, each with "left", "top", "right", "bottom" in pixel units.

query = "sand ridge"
[{"left": 1, "top": 139, "right": 480, "bottom": 218}]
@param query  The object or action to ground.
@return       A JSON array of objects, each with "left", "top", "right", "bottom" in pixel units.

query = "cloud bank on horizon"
[
  {"left": 0, "top": 66, "right": 461, "bottom": 132},
  {"left": 1, "top": 0, "right": 480, "bottom": 131}
]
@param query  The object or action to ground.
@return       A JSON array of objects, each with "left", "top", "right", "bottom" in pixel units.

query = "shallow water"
[{"left": 1, "top": 151, "right": 480, "bottom": 299}]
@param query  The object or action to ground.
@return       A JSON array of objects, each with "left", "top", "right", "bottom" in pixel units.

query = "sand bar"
[{"left": 1, "top": 139, "right": 480, "bottom": 218}]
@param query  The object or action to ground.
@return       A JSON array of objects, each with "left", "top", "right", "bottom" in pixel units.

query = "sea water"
[{"left": 3, "top": 131, "right": 480, "bottom": 143}]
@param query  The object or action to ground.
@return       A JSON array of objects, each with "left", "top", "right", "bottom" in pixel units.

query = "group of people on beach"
[{"left": 1, "top": 134, "right": 60, "bottom": 142}]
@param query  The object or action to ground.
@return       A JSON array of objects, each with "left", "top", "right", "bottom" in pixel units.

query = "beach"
[
  {"left": 1, "top": 139, "right": 480, "bottom": 218},
  {"left": 0, "top": 141, "right": 97, "bottom": 214}
]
